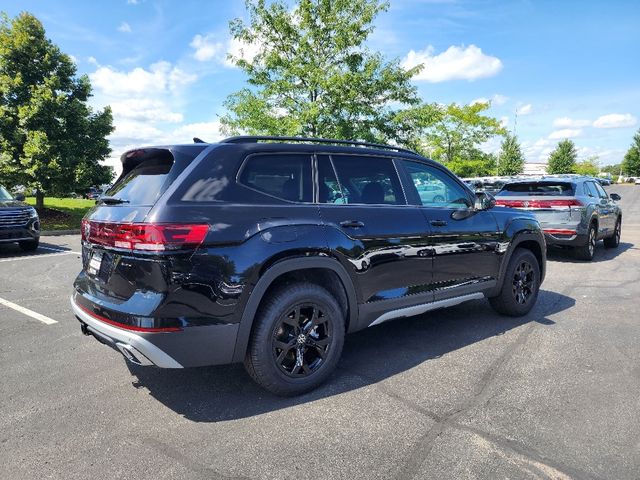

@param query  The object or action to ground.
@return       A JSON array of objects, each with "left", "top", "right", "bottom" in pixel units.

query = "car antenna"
[{"left": 193, "top": 137, "right": 206, "bottom": 143}]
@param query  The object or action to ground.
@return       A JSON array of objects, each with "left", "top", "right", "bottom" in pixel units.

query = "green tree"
[
  {"left": 447, "top": 149, "right": 497, "bottom": 178},
  {"left": 221, "top": 0, "right": 422, "bottom": 143},
  {"left": 574, "top": 156, "right": 600, "bottom": 177},
  {"left": 0, "top": 12, "right": 114, "bottom": 208},
  {"left": 496, "top": 133, "right": 524, "bottom": 175},
  {"left": 601, "top": 163, "right": 623, "bottom": 176},
  {"left": 398, "top": 102, "right": 505, "bottom": 164},
  {"left": 621, "top": 129, "right": 640, "bottom": 176},
  {"left": 547, "top": 139, "right": 578, "bottom": 174}
]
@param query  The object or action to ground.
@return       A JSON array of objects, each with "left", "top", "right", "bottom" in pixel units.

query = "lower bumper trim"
[{"left": 71, "top": 295, "right": 183, "bottom": 368}]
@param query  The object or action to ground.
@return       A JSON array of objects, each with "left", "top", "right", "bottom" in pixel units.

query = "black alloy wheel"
[
  {"left": 272, "top": 304, "right": 331, "bottom": 377},
  {"left": 512, "top": 260, "right": 534, "bottom": 305},
  {"left": 245, "top": 282, "right": 345, "bottom": 396},
  {"left": 489, "top": 248, "right": 540, "bottom": 317}
]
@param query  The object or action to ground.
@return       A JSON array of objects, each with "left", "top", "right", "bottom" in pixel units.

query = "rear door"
[
  {"left": 398, "top": 159, "right": 502, "bottom": 301},
  {"left": 590, "top": 180, "right": 615, "bottom": 235},
  {"left": 316, "top": 154, "right": 434, "bottom": 311}
]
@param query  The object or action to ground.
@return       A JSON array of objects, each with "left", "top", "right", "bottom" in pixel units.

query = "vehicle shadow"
[
  {"left": 547, "top": 241, "right": 634, "bottom": 263},
  {"left": 0, "top": 240, "right": 77, "bottom": 258},
  {"left": 126, "top": 289, "right": 574, "bottom": 422}
]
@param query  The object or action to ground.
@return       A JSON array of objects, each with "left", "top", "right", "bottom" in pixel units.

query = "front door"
[{"left": 398, "top": 159, "right": 502, "bottom": 301}]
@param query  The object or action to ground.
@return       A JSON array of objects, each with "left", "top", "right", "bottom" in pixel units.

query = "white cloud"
[
  {"left": 517, "top": 104, "right": 533, "bottom": 115},
  {"left": 471, "top": 93, "right": 508, "bottom": 107},
  {"left": 190, "top": 34, "right": 225, "bottom": 62},
  {"left": 592, "top": 113, "right": 637, "bottom": 129},
  {"left": 126, "top": 0, "right": 139, "bottom": 4},
  {"left": 402, "top": 44, "right": 502, "bottom": 83},
  {"left": 88, "top": 56, "right": 99, "bottom": 66},
  {"left": 499, "top": 116, "right": 509, "bottom": 128},
  {"left": 225, "top": 37, "right": 261, "bottom": 67},
  {"left": 521, "top": 137, "right": 554, "bottom": 163},
  {"left": 89, "top": 62, "right": 197, "bottom": 97},
  {"left": 110, "top": 99, "right": 183, "bottom": 123},
  {"left": 548, "top": 128, "right": 583, "bottom": 139},
  {"left": 118, "top": 22, "right": 132, "bottom": 33},
  {"left": 553, "top": 117, "right": 591, "bottom": 128}
]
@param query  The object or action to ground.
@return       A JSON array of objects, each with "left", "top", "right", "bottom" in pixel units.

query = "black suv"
[
  {"left": 72, "top": 137, "right": 546, "bottom": 395},
  {"left": 0, "top": 184, "right": 40, "bottom": 251}
]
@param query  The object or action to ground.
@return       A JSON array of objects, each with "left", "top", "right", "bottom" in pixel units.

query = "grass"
[{"left": 25, "top": 197, "right": 95, "bottom": 231}]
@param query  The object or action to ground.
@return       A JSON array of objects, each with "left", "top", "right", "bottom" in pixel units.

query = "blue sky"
[{"left": 2, "top": 0, "right": 639, "bottom": 173}]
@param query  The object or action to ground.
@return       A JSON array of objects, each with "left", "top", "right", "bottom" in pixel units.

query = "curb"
[{"left": 41, "top": 229, "right": 81, "bottom": 236}]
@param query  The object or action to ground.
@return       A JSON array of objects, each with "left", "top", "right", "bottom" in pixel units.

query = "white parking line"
[
  {"left": 38, "top": 246, "right": 82, "bottom": 255},
  {"left": 0, "top": 251, "right": 76, "bottom": 263},
  {"left": 0, "top": 296, "right": 58, "bottom": 325}
]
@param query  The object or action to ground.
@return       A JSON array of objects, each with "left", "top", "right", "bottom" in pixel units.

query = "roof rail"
[{"left": 218, "top": 135, "right": 419, "bottom": 155}]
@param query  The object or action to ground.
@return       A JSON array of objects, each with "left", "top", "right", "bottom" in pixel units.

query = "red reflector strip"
[
  {"left": 544, "top": 229, "right": 577, "bottom": 236},
  {"left": 82, "top": 220, "right": 209, "bottom": 251},
  {"left": 496, "top": 199, "right": 583, "bottom": 208},
  {"left": 77, "top": 302, "right": 182, "bottom": 333}
]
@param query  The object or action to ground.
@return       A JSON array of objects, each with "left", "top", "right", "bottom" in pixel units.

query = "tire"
[
  {"left": 603, "top": 217, "right": 621, "bottom": 248},
  {"left": 574, "top": 223, "right": 597, "bottom": 261},
  {"left": 432, "top": 195, "right": 445, "bottom": 203},
  {"left": 244, "top": 282, "right": 345, "bottom": 396},
  {"left": 489, "top": 248, "right": 540, "bottom": 317},
  {"left": 18, "top": 238, "right": 39, "bottom": 251}
]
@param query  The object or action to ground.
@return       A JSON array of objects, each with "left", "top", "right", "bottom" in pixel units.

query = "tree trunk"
[{"left": 35, "top": 189, "right": 45, "bottom": 210}]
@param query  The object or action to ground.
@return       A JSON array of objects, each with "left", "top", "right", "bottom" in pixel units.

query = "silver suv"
[{"left": 494, "top": 176, "right": 622, "bottom": 261}]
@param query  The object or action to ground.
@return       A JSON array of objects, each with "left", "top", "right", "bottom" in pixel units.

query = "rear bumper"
[
  {"left": 71, "top": 296, "right": 183, "bottom": 368},
  {"left": 71, "top": 294, "right": 240, "bottom": 368},
  {"left": 544, "top": 231, "right": 587, "bottom": 247}
]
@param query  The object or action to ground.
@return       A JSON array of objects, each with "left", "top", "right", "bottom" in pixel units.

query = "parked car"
[
  {"left": 596, "top": 177, "right": 612, "bottom": 186},
  {"left": 635, "top": 178, "right": 640, "bottom": 186},
  {"left": 0, "top": 184, "right": 40, "bottom": 251},
  {"left": 84, "top": 187, "right": 103, "bottom": 200},
  {"left": 72, "top": 136, "right": 546, "bottom": 396},
  {"left": 494, "top": 176, "right": 622, "bottom": 260}
]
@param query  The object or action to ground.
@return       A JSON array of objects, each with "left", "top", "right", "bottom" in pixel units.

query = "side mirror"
[
  {"left": 15, "top": 193, "right": 25, "bottom": 201},
  {"left": 474, "top": 191, "right": 496, "bottom": 210},
  {"left": 610, "top": 193, "right": 621, "bottom": 201}
]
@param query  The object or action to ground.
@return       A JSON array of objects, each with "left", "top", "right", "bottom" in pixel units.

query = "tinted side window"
[
  {"left": 330, "top": 155, "right": 404, "bottom": 205},
  {"left": 401, "top": 160, "right": 472, "bottom": 208},
  {"left": 592, "top": 181, "right": 608, "bottom": 199},
  {"left": 238, "top": 154, "right": 312, "bottom": 203},
  {"left": 583, "top": 181, "right": 596, "bottom": 197}
]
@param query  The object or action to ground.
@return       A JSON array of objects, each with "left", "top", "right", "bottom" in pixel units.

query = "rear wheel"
[
  {"left": 244, "top": 283, "right": 345, "bottom": 396},
  {"left": 489, "top": 248, "right": 540, "bottom": 317},
  {"left": 574, "top": 223, "right": 597, "bottom": 260},
  {"left": 18, "top": 238, "right": 39, "bottom": 251},
  {"left": 603, "top": 218, "right": 621, "bottom": 248}
]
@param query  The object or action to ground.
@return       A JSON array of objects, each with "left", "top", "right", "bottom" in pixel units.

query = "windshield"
[
  {"left": 496, "top": 181, "right": 575, "bottom": 196},
  {"left": 0, "top": 185, "right": 13, "bottom": 201}
]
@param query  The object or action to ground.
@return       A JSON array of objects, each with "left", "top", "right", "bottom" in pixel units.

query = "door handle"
[
  {"left": 340, "top": 220, "right": 365, "bottom": 229},
  {"left": 430, "top": 220, "right": 448, "bottom": 227}
]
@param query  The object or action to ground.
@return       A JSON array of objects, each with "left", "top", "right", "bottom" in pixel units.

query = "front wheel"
[
  {"left": 489, "top": 248, "right": 540, "bottom": 317},
  {"left": 244, "top": 283, "right": 345, "bottom": 396},
  {"left": 603, "top": 218, "right": 621, "bottom": 248},
  {"left": 19, "top": 238, "right": 39, "bottom": 251}
]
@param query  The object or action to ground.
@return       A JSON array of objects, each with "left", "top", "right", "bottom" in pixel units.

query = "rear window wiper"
[{"left": 98, "top": 196, "right": 130, "bottom": 205}]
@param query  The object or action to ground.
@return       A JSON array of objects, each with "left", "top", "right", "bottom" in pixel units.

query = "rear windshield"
[
  {"left": 496, "top": 181, "right": 575, "bottom": 196},
  {"left": 106, "top": 147, "right": 204, "bottom": 205}
]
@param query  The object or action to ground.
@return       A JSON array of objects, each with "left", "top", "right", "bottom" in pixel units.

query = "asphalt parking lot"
[{"left": 1, "top": 185, "right": 639, "bottom": 480}]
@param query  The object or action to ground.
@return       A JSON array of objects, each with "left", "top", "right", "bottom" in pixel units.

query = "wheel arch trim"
[{"left": 231, "top": 256, "right": 358, "bottom": 362}]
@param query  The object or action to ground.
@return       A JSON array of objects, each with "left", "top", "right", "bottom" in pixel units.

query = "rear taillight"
[
  {"left": 495, "top": 199, "right": 583, "bottom": 209},
  {"left": 81, "top": 220, "right": 209, "bottom": 251}
]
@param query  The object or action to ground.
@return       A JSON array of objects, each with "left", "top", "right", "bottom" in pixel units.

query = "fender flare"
[
  {"left": 231, "top": 256, "right": 358, "bottom": 362},
  {"left": 489, "top": 229, "right": 546, "bottom": 297}
]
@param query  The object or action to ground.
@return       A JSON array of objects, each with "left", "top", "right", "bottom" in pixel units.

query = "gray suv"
[{"left": 494, "top": 176, "right": 622, "bottom": 260}]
